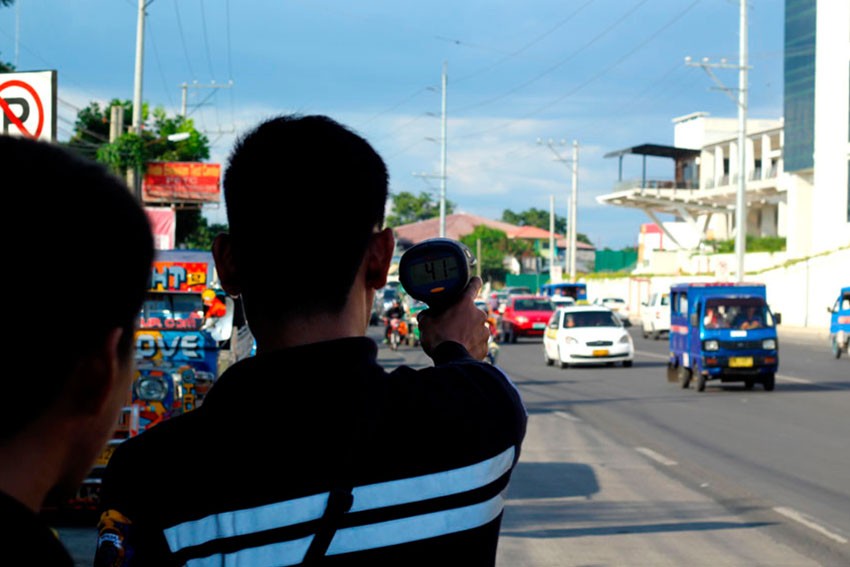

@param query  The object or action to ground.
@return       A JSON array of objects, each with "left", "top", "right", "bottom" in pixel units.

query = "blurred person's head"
[
  {"left": 1, "top": 135, "right": 154, "bottom": 508},
  {"left": 215, "top": 114, "right": 391, "bottom": 339}
]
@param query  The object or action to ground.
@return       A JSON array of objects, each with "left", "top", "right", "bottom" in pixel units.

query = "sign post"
[{"left": 0, "top": 70, "right": 57, "bottom": 141}]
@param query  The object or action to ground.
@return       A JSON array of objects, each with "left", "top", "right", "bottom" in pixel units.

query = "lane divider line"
[
  {"left": 635, "top": 447, "right": 678, "bottom": 466},
  {"left": 773, "top": 506, "right": 848, "bottom": 544},
  {"left": 554, "top": 411, "right": 581, "bottom": 422}
]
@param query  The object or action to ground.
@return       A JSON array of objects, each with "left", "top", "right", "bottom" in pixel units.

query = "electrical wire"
[{"left": 457, "top": 0, "right": 702, "bottom": 140}]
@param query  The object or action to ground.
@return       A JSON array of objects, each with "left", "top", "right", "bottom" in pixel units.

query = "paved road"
[{"left": 57, "top": 323, "right": 849, "bottom": 566}]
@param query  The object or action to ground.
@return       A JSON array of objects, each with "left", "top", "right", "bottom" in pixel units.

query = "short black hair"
[
  {"left": 1, "top": 135, "right": 154, "bottom": 439},
  {"left": 223, "top": 114, "right": 389, "bottom": 322}
]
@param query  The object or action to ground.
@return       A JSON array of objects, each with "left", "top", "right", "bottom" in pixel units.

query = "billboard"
[
  {"left": 0, "top": 70, "right": 57, "bottom": 141},
  {"left": 142, "top": 161, "right": 221, "bottom": 204},
  {"left": 145, "top": 206, "right": 177, "bottom": 250}
]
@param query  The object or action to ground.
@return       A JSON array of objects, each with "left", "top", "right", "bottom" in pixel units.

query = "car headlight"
[
  {"left": 618, "top": 334, "right": 631, "bottom": 344},
  {"left": 135, "top": 375, "right": 169, "bottom": 401},
  {"left": 704, "top": 339, "right": 719, "bottom": 351},
  {"left": 516, "top": 316, "right": 528, "bottom": 324},
  {"left": 762, "top": 339, "right": 776, "bottom": 350},
  {"left": 562, "top": 336, "right": 578, "bottom": 344}
]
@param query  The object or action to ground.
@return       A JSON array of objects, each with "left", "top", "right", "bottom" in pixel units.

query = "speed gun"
[{"left": 398, "top": 238, "right": 477, "bottom": 311}]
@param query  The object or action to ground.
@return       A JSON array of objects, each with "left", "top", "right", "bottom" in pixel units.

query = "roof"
[
  {"left": 603, "top": 143, "right": 700, "bottom": 160},
  {"left": 391, "top": 212, "right": 595, "bottom": 250}
]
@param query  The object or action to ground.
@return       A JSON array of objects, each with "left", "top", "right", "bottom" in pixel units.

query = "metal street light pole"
[
  {"left": 538, "top": 138, "right": 580, "bottom": 283},
  {"left": 439, "top": 61, "right": 448, "bottom": 238},
  {"left": 735, "top": 0, "right": 748, "bottom": 282},
  {"left": 684, "top": 0, "right": 749, "bottom": 282},
  {"left": 130, "top": 0, "right": 153, "bottom": 198},
  {"left": 570, "top": 140, "right": 579, "bottom": 283}
]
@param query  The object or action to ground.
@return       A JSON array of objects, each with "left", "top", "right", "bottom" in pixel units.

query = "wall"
[{"left": 583, "top": 246, "right": 849, "bottom": 329}]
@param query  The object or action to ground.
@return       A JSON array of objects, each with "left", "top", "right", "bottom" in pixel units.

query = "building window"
[{"left": 784, "top": 0, "right": 816, "bottom": 172}]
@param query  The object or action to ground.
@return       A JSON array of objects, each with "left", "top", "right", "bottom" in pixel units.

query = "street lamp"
[{"left": 538, "top": 138, "right": 580, "bottom": 283}]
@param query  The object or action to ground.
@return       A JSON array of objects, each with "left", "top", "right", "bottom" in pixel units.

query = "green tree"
[
  {"left": 501, "top": 207, "right": 593, "bottom": 246},
  {"left": 460, "top": 225, "right": 532, "bottom": 284},
  {"left": 386, "top": 191, "right": 455, "bottom": 227},
  {"left": 68, "top": 99, "right": 218, "bottom": 249}
]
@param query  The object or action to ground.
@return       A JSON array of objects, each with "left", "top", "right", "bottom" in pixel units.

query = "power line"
[
  {"left": 453, "top": 0, "right": 650, "bottom": 114},
  {"left": 457, "top": 0, "right": 702, "bottom": 140},
  {"left": 198, "top": 0, "right": 216, "bottom": 79},
  {"left": 452, "top": 0, "right": 596, "bottom": 85},
  {"left": 172, "top": 0, "right": 197, "bottom": 81}
]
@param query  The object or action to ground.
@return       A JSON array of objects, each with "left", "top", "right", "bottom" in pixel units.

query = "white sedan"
[{"left": 543, "top": 305, "right": 634, "bottom": 368}]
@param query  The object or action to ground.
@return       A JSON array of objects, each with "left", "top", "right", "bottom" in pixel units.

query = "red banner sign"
[{"left": 142, "top": 162, "right": 221, "bottom": 204}]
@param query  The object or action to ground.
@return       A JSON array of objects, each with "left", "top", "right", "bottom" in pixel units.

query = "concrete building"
[{"left": 597, "top": 1, "right": 848, "bottom": 268}]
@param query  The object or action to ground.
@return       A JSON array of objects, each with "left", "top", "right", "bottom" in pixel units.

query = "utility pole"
[
  {"left": 685, "top": 0, "right": 748, "bottom": 282},
  {"left": 180, "top": 80, "right": 235, "bottom": 118},
  {"left": 130, "top": 0, "right": 153, "bottom": 199},
  {"left": 549, "top": 194, "right": 556, "bottom": 276},
  {"left": 439, "top": 61, "right": 448, "bottom": 238},
  {"left": 538, "top": 138, "right": 580, "bottom": 283}
]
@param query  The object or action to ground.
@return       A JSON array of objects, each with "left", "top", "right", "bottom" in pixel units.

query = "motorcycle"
[{"left": 385, "top": 315, "right": 408, "bottom": 351}]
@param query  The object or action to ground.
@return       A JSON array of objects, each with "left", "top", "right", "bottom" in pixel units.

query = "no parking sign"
[{"left": 0, "top": 70, "right": 57, "bottom": 142}]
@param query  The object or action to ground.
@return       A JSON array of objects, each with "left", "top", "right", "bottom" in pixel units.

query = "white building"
[{"left": 596, "top": 0, "right": 849, "bottom": 272}]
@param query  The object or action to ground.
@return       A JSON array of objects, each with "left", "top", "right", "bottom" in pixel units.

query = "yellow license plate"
[
  {"left": 95, "top": 444, "right": 116, "bottom": 466},
  {"left": 729, "top": 357, "right": 753, "bottom": 368},
  {"left": 592, "top": 349, "right": 609, "bottom": 357}
]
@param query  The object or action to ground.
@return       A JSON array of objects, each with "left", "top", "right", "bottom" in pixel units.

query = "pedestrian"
[
  {"left": 0, "top": 135, "right": 154, "bottom": 565},
  {"left": 95, "top": 114, "right": 527, "bottom": 566}
]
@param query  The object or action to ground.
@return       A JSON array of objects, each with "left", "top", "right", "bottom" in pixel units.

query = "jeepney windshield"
[
  {"left": 139, "top": 292, "right": 205, "bottom": 330},
  {"left": 703, "top": 298, "right": 775, "bottom": 330}
]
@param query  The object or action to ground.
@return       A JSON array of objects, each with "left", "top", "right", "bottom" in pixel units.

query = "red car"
[{"left": 500, "top": 295, "right": 556, "bottom": 343}]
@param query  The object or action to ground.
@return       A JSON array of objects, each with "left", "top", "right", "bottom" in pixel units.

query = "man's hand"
[{"left": 418, "top": 276, "right": 490, "bottom": 361}]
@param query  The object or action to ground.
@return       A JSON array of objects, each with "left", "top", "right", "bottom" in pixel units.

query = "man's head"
[
  {"left": 1, "top": 135, "right": 154, "bottom": 503},
  {"left": 218, "top": 114, "right": 390, "bottom": 325}
]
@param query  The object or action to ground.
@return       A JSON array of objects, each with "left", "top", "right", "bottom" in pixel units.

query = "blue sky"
[{"left": 0, "top": 0, "right": 785, "bottom": 249}]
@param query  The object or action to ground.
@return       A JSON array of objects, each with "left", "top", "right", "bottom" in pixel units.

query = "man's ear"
[
  {"left": 67, "top": 328, "right": 124, "bottom": 416},
  {"left": 365, "top": 228, "right": 394, "bottom": 290},
  {"left": 212, "top": 233, "right": 242, "bottom": 298}
]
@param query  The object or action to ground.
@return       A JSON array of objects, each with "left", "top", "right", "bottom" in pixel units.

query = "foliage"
[
  {"left": 176, "top": 211, "right": 227, "bottom": 250},
  {"left": 0, "top": 56, "right": 13, "bottom": 72},
  {"left": 65, "top": 99, "right": 208, "bottom": 174},
  {"left": 501, "top": 207, "right": 593, "bottom": 245},
  {"left": 65, "top": 100, "right": 135, "bottom": 160},
  {"left": 705, "top": 236, "right": 787, "bottom": 254},
  {"left": 68, "top": 98, "right": 215, "bottom": 249},
  {"left": 460, "top": 225, "right": 532, "bottom": 284},
  {"left": 386, "top": 191, "right": 455, "bottom": 227}
]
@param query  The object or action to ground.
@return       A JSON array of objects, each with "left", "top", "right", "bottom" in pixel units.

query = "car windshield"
[
  {"left": 704, "top": 298, "right": 774, "bottom": 330},
  {"left": 563, "top": 310, "right": 621, "bottom": 328},
  {"left": 514, "top": 298, "right": 554, "bottom": 311}
]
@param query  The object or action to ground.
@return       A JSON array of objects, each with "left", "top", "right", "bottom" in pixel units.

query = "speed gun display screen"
[
  {"left": 408, "top": 255, "right": 459, "bottom": 287},
  {"left": 399, "top": 238, "right": 476, "bottom": 309}
]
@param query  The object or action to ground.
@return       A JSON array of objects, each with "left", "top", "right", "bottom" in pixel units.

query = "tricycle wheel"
[
  {"left": 833, "top": 337, "right": 842, "bottom": 359},
  {"left": 678, "top": 365, "right": 692, "bottom": 389},
  {"left": 762, "top": 373, "right": 776, "bottom": 391}
]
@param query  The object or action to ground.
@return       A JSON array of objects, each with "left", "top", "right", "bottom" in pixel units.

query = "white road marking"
[
  {"left": 634, "top": 350, "right": 669, "bottom": 360},
  {"left": 635, "top": 447, "right": 678, "bottom": 466},
  {"left": 554, "top": 411, "right": 581, "bottom": 422},
  {"left": 776, "top": 374, "right": 813, "bottom": 384},
  {"left": 773, "top": 506, "right": 849, "bottom": 544},
  {"left": 636, "top": 351, "right": 816, "bottom": 385}
]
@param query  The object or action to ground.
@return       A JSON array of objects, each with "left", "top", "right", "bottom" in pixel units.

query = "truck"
[
  {"left": 666, "top": 282, "right": 780, "bottom": 392},
  {"left": 65, "top": 250, "right": 254, "bottom": 513}
]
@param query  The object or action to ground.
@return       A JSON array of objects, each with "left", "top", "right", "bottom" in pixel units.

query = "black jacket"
[
  {"left": 1, "top": 491, "right": 74, "bottom": 566},
  {"left": 95, "top": 337, "right": 526, "bottom": 566}
]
